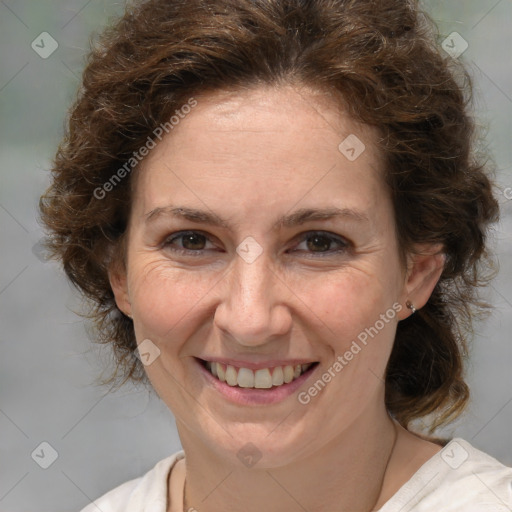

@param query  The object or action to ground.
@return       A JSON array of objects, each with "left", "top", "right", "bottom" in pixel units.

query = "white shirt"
[{"left": 80, "top": 438, "right": 512, "bottom": 512}]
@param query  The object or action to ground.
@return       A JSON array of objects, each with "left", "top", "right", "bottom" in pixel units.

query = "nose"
[{"left": 213, "top": 250, "right": 292, "bottom": 348}]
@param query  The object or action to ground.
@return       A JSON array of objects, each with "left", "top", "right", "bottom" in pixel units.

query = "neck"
[{"left": 176, "top": 403, "right": 399, "bottom": 512}]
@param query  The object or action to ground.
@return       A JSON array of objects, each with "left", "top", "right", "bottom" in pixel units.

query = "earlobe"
[
  {"left": 108, "top": 262, "right": 132, "bottom": 318},
  {"left": 405, "top": 300, "right": 417, "bottom": 314},
  {"left": 398, "top": 244, "right": 445, "bottom": 319}
]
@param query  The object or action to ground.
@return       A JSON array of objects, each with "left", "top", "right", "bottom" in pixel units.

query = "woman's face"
[{"left": 112, "top": 85, "right": 433, "bottom": 467}]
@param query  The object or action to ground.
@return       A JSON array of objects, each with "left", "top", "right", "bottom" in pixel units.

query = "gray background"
[{"left": 0, "top": 1, "right": 511, "bottom": 511}]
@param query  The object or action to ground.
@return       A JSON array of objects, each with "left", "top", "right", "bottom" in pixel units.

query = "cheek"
[
  {"left": 129, "top": 258, "right": 215, "bottom": 340},
  {"left": 305, "top": 266, "right": 401, "bottom": 357}
]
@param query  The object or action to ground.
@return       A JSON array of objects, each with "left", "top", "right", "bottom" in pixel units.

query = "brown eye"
[
  {"left": 180, "top": 232, "right": 207, "bottom": 250},
  {"left": 306, "top": 234, "right": 332, "bottom": 252},
  {"left": 292, "top": 231, "right": 350, "bottom": 256},
  {"left": 163, "top": 231, "right": 213, "bottom": 254}
]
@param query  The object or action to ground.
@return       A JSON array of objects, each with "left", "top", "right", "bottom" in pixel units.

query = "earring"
[{"left": 406, "top": 300, "right": 417, "bottom": 314}]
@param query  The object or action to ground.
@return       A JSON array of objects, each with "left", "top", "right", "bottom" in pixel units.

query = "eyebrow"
[{"left": 144, "top": 205, "right": 369, "bottom": 231}]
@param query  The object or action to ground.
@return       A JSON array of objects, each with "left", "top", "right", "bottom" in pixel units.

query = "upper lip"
[{"left": 197, "top": 357, "right": 318, "bottom": 371}]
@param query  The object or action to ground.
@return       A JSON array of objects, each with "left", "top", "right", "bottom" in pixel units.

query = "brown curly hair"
[{"left": 39, "top": 0, "right": 499, "bottom": 433}]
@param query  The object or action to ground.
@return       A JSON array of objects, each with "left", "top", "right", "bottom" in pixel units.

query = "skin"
[{"left": 110, "top": 84, "right": 445, "bottom": 512}]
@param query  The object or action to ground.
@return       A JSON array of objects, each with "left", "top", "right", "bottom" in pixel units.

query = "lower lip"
[{"left": 194, "top": 358, "right": 319, "bottom": 405}]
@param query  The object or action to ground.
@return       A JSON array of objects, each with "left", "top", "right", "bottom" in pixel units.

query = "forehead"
[{"left": 133, "top": 85, "right": 386, "bottom": 218}]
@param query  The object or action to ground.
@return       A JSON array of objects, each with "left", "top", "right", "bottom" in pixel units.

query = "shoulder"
[
  {"left": 79, "top": 450, "right": 184, "bottom": 512},
  {"left": 379, "top": 438, "right": 512, "bottom": 512}
]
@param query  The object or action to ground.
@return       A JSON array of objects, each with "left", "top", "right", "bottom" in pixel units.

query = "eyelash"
[{"left": 161, "top": 230, "right": 351, "bottom": 258}]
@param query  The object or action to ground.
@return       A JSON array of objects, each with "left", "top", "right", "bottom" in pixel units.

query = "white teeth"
[
  {"left": 254, "top": 368, "right": 273, "bottom": 389},
  {"left": 206, "top": 361, "right": 315, "bottom": 389},
  {"left": 216, "top": 362, "right": 226, "bottom": 382},
  {"left": 271, "top": 366, "right": 284, "bottom": 386},
  {"left": 237, "top": 367, "right": 254, "bottom": 388},
  {"left": 283, "top": 365, "right": 294, "bottom": 383},
  {"left": 225, "top": 365, "right": 238, "bottom": 386}
]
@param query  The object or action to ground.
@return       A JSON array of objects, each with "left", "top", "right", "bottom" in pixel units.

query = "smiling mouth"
[{"left": 198, "top": 359, "right": 319, "bottom": 389}]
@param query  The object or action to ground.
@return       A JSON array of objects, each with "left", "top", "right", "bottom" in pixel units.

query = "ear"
[
  {"left": 108, "top": 257, "right": 132, "bottom": 318},
  {"left": 397, "top": 243, "right": 445, "bottom": 320}
]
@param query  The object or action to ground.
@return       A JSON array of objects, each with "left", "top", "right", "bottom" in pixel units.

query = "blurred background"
[{"left": 0, "top": 1, "right": 511, "bottom": 510}]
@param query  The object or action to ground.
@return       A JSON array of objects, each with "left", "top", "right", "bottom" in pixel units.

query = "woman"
[{"left": 39, "top": 0, "right": 511, "bottom": 510}]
